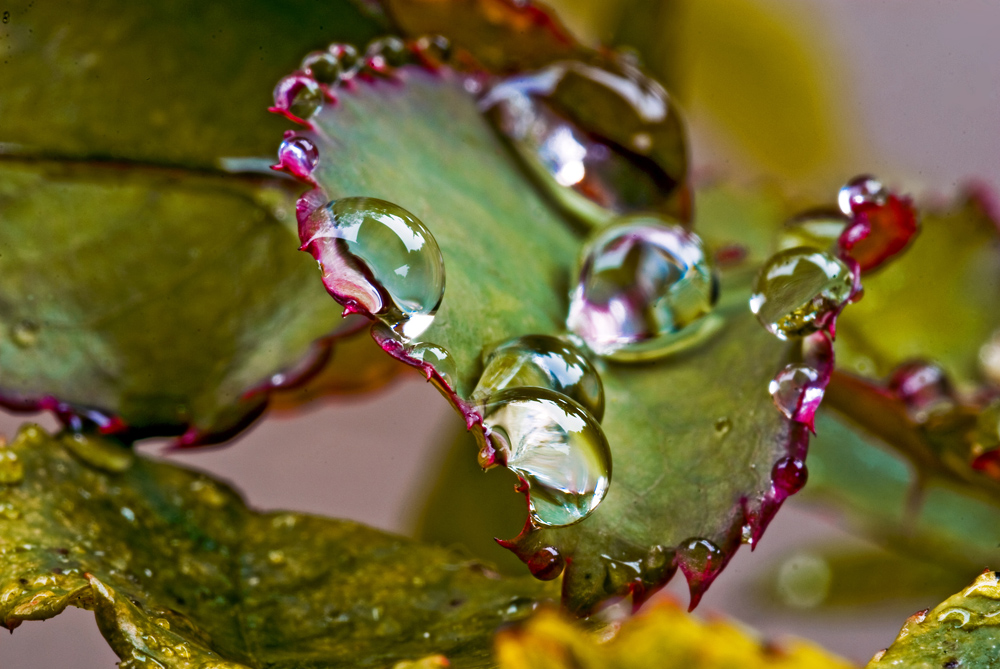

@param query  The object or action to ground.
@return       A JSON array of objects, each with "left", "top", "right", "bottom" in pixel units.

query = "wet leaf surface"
[
  {"left": 869, "top": 570, "right": 1000, "bottom": 668},
  {"left": 494, "top": 600, "right": 853, "bottom": 669},
  {"left": 0, "top": 424, "right": 555, "bottom": 668},
  {"left": 297, "top": 67, "right": 806, "bottom": 612},
  {"left": 0, "top": 0, "right": 385, "bottom": 438}
]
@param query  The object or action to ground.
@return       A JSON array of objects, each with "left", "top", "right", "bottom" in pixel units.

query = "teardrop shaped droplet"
[
  {"left": 838, "top": 175, "right": 886, "bottom": 215},
  {"left": 769, "top": 364, "right": 824, "bottom": 425},
  {"left": 477, "top": 387, "right": 611, "bottom": 527},
  {"left": 777, "top": 209, "right": 849, "bottom": 253},
  {"left": 473, "top": 334, "right": 605, "bottom": 420},
  {"left": 749, "top": 248, "right": 854, "bottom": 340},
  {"left": 887, "top": 361, "right": 955, "bottom": 422},
  {"left": 272, "top": 73, "right": 324, "bottom": 121},
  {"left": 481, "top": 54, "right": 688, "bottom": 225},
  {"left": 567, "top": 218, "right": 719, "bottom": 361},
  {"left": 276, "top": 136, "right": 318, "bottom": 179},
  {"left": 302, "top": 197, "right": 445, "bottom": 340}
]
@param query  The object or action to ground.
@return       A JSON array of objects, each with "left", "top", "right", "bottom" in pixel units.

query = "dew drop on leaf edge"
[
  {"left": 473, "top": 334, "right": 605, "bottom": 421},
  {"left": 568, "top": 217, "right": 719, "bottom": 361},
  {"left": 304, "top": 197, "right": 445, "bottom": 341},
  {"left": 838, "top": 174, "right": 887, "bottom": 216},
  {"left": 476, "top": 387, "right": 611, "bottom": 528},
  {"left": 749, "top": 247, "right": 854, "bottom": 340}
]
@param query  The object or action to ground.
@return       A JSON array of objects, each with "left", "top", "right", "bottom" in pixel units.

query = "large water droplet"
[
  {"left": 473, "top": 334, "right": 604, "bottom": 420},
  {"left": 838, "top": 175, "right": 886, "bottom": 215},
  {"left": 272, "top": 73, "right": 324, "bottom": 121},
  {"left": 777, "top": 210, "right": 849, "bottom": 253},
  {"left": 887, "top": 361, "right": 955, "bottom": 422},
  {"left": 276, "top": 135, "right": 318, "bottom": 179},
  {"left": 303, "top": 197, "right": 445, "bottom": 340},
  {"left": 769, "top": 364, "right": 824, "bottom": 425},
  {"left": 749, "top": 248, "right": 854, "bottom": 340},
  {"left": 477, "top": 388, "right": 611, "bottom": 527},
  {"left": 481, "top": 55, "right": 688, "bottom": 225},
  {"left": 567, "top": 218, "right": 719, "bottom": 361}
]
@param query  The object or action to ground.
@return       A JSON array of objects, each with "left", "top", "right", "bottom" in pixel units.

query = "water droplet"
[
  {"left": 473, "top": 334, "right": 604, "bottom": 420},
  {"left": 302, "top": 197, "right": 445, "bottom": 340},
  {"left": 406, "top": 340, "right": 459, "bottom": 390},
  {"left": 838, "top": 175, "right": 886, "bottom": 215},
  {"left": 365, "top": 36, "right": 411, "bottom": 71},
  {"left": 11, "top": 320, "right": 39, "bottom": 348},
  {"left": 276, "top": 135, "right": 318, "bottom": 179},
  {"left": 979, "top": 329, "right": 1000, "bottom": 386},
  {"left": 0, "top": 445, "right": 23, "bottom": 485},
  {"left": 413, "top": 35, "right": 452, "bottom": 65},
  {"left": 887, "top": 361, "right": 955, "bottom": 422},
  {"left": 567, "top": 218, "right": 719, "bottom": 361},
  {"left": 1, "top": 11, "right": 8, "bottom": 23},
  {"left": 524, "top": 546, "right": 565, "bottom": 580},
  {"left": 300, "top": 51, "right": 342, "bottom": 85},
  {"left": 769, "top": 364, "right": 824, "bottom": 424},
  {"left": 749, "top": 248, "right": 854, "bottom": 340},
  {"left": 481, "top": 55, "right": 688, "bottom": 225},
  {"left": 272, "top": 73, "right": 324, "bottom": 121},
  {"left": 328, "top": 43, "right": 361, "bottom": 80},
  {"left": 772, "top": 456, "right": 808, "bottom": 496},
  {"left": 777, "top": 210, "right": 848, "bottom": 252},
  {"left": 120, "top": 507, "right": 136, "bottom": 522},
  {"left": 476, "top": 387, "right": 611, "bottom": 527},
  {"left": 713, "top": 417, "right": 732, "bottom": 437}
]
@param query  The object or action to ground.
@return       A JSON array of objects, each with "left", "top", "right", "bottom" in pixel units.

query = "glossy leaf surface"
[
  {"left": 297, "top": 68, "right": 805, "bottom": 612},
  {"left": 0, "top": 424, "right": 554, "bottom": 667}
]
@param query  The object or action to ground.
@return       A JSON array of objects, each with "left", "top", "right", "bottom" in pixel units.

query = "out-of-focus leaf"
[
  {"left": 494, "top": 601, "right": 854, "bottom": 669},
  {"left": 869, "top": 570, "right": 1000, "bottom": 667},
  {"left": 0, "top": 161, "right": 346, "bottom": 443},
  {"left": 0, "top": 423, "right": 555, "bottom": 667},
  {"left": 294, "top": 66, "right": 815, "bottom": 614},
  {"left": 0, "top": 0, "right": 385, "bottom": 439},
  {"left": 836, "top": 193, "right": 1000, "bottom": 387},
  {"left": 803, "top": 411, "right": 1000, "bottom": 574}
]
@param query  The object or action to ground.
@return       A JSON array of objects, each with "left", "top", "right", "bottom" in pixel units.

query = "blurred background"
[{"left": 2, "top": 0, "right": 999, "bottom": 665}]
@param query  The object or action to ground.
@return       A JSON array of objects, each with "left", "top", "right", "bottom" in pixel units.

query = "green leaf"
[
  {"left": 869, "top": 570, "right": 1000, "bottom": 667},
  {"left": 297, "top": 67, "right": 804, "bottom": 612},
  {"left": 0, "top": 160, "right": 346, "bottom": 440},
  {"left": 0, "top": 423, "right": 555, "bottom": 667},
  {"left": 0, "top": 0, "right": 386, "bottom": 438}
]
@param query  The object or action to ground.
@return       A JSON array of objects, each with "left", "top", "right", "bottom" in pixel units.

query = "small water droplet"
[
  {"left": 1, "top": 11, "right": 8, "bottom": 24},
  {"left": 276, "top": 136, "right": 318, "bottom": 179},
  {"left": 567, "top": 218, "right": 719, "bottom": 361},
  {"left": 365, "top": 36, "right": 411, "bottom": 71},
  {"left": 11, "top": 320, "right": 40, "bottom": 348},
  {"left": 713, "top": 417, "right": 732, "bottom": 437},
  {"left": 481, "top": 55, "right": 688, "bottom": 225},
  {"left": 887, "top": 361, "right": 955, "bottom": 422},
  {"left": 300, "top": 50, "right": 342, "bottom": 85},
  {"left": 272, "top": 73, "right": 324, "bottom": 121},
  {"left": 303, "top": 197, "right": 445, "bottom": 340},
  {"left": 749, "top": 248, "right": 854, "bottom": 340},
  {"left": 772, "top": 456, "right": 808, "bottom": 496},
  {"left": 413, "top": 35, "right": 452, "bottom": 65},
  {"left": 777, "top": 210, "right": 849, "bottom": 253},
  {"left": 524, "top": 546, "right": 564, "bottom": 580},
  {"left": 740, "top": 522, "right": 754, "bottom": 545},
  {"left": 838, "top": 175, "right": 886, "bottom": 215},
  {"left": 476, "top": 388, "right": 611, "bottom": 527},
  {"left": 769, "top": 364, "right": 824, "bottom": 424},
  {"left": 473, "top": 334, "right": 604, "bottom": 420},
  {"left": 120, "top": 507, "right": 136, "bottom": 522},
  {"left": 328, "top": 43, "right": 361, "bottom": 80},
  {"left": 406, "top": 340, "right": 459, "bottom": 390},
  {"left": 0, "top": 444, "right": 23, "bottom": 485}
]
